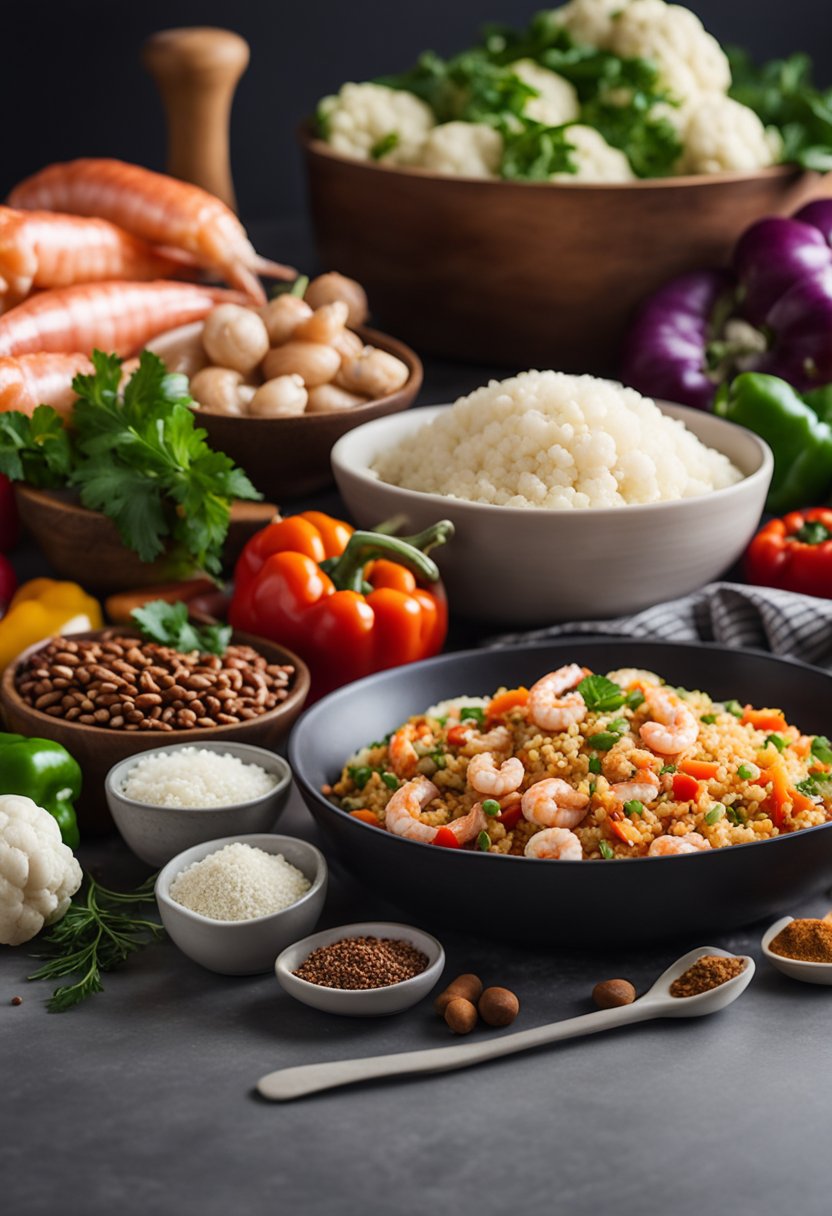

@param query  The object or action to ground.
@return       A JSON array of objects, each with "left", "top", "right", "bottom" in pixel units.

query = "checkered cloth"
[{"left": 485, "top": 582, "right": 832, "bottom": 669}]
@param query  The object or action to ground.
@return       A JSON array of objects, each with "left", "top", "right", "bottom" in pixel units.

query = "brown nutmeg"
[
  {"left": 433, "top": 972, "right": 484, "bottom": 1015},
  {"left": 444, "top": 997, "right": 478, "bottom": 1035},
  {"left": 592, "top": 979, "right": 637, "bottom": 1009},
  {"left": 478, "top": 986, "right": 520, "bottom": 1027}
]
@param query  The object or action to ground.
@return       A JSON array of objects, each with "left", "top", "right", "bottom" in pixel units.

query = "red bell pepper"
[
  {"left": 745, "top": 508, "right": 832, "bottom": 599},
  {"left": 229, "top": 512, "right": 453, "bottom": 698},
  {"left": 0, "top": 474, "right": 18, "bottom": 552},
  {"left": 433, "top": 827, "right": 461, "bottom": 848},
  {"left": 672, "top": 772, "right": 701, "bottom": 802}
]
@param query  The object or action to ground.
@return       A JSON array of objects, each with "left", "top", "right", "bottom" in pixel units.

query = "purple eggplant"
[
  {"left": 619, "top": 269, "right": 731, "bottom": 411},
  {"left": 619, "top": 196, "right": 832, "bottom": 410},
  {"left": 733, "top": 217, "right": 830, "bottom": 326}
]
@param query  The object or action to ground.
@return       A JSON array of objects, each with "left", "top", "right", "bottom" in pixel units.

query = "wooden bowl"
[
  {"left": 195, "top": 325, "right": 423, "bottom": 499},
  {"left": 14, "top": 486, "right": 278, "bottom": 592},
  {"left": 0, "top": 628, "right": 310, "bottom": 834},
  {"left": 302, "top": 129, "right": 832, "bottom": 372}
]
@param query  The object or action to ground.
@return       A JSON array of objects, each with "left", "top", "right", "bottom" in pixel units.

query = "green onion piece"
[
  {"left": 347, "top": 765, "right": 373, "bottom": 790},
  {"left": 431, "top": 751, "right": 447, "bottom": 770},
  {"left": 765, "top": 733, "right": 786, "bottom": 752},
  {"left": 705, "top": 804, "right": 725, "bottom": 825},
  {"left": 433, "top": 715, "right": 448, "bottom": 727},
  {"left": 599, "top": 840, "right": 614, "bottom": 859},
  {"left": 459, "top": 706, "right": 486, "bottom": 727},
  {"left": 724, "top": 700, "right": 744, "bottom": 718},
  {"left": 623, "top": 800, "right": 644, "bottom": 817},
  {"left": 660, "top": 763, "right": 677, "bottom": 775},
  {"left": 482, "top": 799, "right": 501, "bottom": 817},
  {"left": 589, "top": 781, "right": 596, "bottom": 796},
  {"left": 726, "top": 806, "right": 746, "bottom": 826},
  {"left": 811, "top": 735, "right": 832, "bottom": 765},
  {"left": 700, "top": 713, "right": 718, "bottom": 725},
  {"left": 381, "top": 772, "right": 399, "bottom": 790},
  {"left": 586, "top": 732, "right": 619, "bottom": 751},
  {"left": 477, "top": 830, "right": 491, "bottom": 852},
  {"left": 588, "top": 755, "right": 602, "bottom": 774},
  {"left": 608, "top": 718, "right": 629, "bottom": 735},
  {"left": 737, "top": 763, "right": 759, "bottom": 781},
  {"left": 796, "top": 777, "right": 818, "bottom": 797},
  {"left": 625, "top": 689, "right": 645, "bottom": 710}
]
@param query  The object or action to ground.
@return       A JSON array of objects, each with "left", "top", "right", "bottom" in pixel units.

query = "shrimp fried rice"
[{"left": 328, "top": 665, "right": 832, "bottom": 860}]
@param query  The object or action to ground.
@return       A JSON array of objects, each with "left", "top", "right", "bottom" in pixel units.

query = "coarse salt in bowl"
[
  {"left": 105, "top": 742, "right": 293, "bottom": 867},
  {"left": 155, "top": 833, "right": 328, "bottom": 975}
]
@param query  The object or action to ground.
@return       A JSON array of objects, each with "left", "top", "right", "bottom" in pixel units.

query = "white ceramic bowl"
[
  {"left": 761, "top": 915, "right": 832, "bottom": 986},
  {"left": 155, "top": 833, "right": 328, "bottom": 975},
  {"left": 275, "top": 920, "right": 445, "bottom": 1016},
  {"left": 106, "top": 742, "right": 293, "bottom": 867},
  {"left": 331, "top": 402, "right": 773, "bottom": 625}
]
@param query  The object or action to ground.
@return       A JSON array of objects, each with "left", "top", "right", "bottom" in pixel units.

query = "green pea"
[{"left": 482, "top": 799, "right": 501, "bottom": 817}]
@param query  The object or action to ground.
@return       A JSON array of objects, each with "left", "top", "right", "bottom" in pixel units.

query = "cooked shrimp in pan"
[
  {"left": 8, "top": 159, "right": 296, "bottom": 303},
  {"left": 0, "top": 207, "right": 194, "bottom": 307},
  {"left": 0, "top": 280, "right": 245, "bottom": 358}
]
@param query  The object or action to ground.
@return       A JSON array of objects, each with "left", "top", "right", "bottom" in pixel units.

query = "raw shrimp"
[
  {"left": 0, "top": 352, "right": 91, "bottom": 417},
  {"left": 521, "top": 778, "right": 589, "bottom": 829},
  {"left": 648, "top": 832, "right": 710, "bottom": 857},
  {"left": 384, "top": 776, "right": 486, "bottom": 844},
  {"left": 639, "top": 688, "right": 699, "bottom": 756},
  {"left": 0, "top": 280, "right": 245, "bottom": 358},
  {"left": 524, "top": 827, "right": 583, "bottom": 861},
  {"left": 610, "top": 769, "right": 661, "bottom": 804},
  {"left": 527, "top": 664, "right": 588, "bottom": 732},
  {"left": 0, "top": 207, "right": 194, "bottom": 307},
  {"left": 467, "top": 752, "right": 524, "bottom": 797},
  {"left": 9, "top": 159, "right": 296, "bottom": 304}
]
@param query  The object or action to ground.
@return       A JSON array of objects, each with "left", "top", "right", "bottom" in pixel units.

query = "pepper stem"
[{"left": 325, "top": 520, "right": 454, "bottom": 593}]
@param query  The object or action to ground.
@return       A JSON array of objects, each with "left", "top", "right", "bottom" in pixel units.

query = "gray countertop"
[{"left": 4, "top": 232, "right": 831, "bottom": 1213}]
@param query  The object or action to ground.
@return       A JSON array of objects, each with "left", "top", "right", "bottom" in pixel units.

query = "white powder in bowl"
[
  {"left": 169, "top": 842, "right": 311, "bottom": 921},
  {"left": 122, "top": 748, "right": 278, "bottom": 808},
  {"left": 372, "top": 371, "right": 742, "bottom": 509}
]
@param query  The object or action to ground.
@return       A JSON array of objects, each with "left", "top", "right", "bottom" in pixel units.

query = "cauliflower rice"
[{"left": 372, "top": 371, "right": 741, "bottom": 510}]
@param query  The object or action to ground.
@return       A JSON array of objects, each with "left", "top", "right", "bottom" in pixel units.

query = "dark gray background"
[{"left": 4, "top": 1, "right": 832, "bottom": 219}]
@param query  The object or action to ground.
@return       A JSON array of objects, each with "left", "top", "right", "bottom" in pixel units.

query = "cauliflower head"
[
  {"left": 419, "top": 122, "right": 504, "bottom": 178},
  {"left": 551, "top": 0, "right": 623, "bottom": 49},
  {"left": 677, "top": 94, "right": 782, "bottom": 174},
  {"left": 511, "top": 59, "right": 580, "bottom": 127},
  {"left": 318, "top": 82, "right": 435, "bottom": 164},
  {"left": 552, "top": 125, "right": 636, "bottom": 182},
  {"left": 0, "top": 794, "right": 82, "bottom": 946},
  {"left": 608, "top": 0, "right": 731, "bottom": 102}
]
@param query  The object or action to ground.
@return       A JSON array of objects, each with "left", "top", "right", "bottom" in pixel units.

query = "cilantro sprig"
[
  {"left": 131, "top": 600, "right": 232, "bottom": 657},
  {"left": 0, "top": 351, "right": 260, "bottom": 576}
]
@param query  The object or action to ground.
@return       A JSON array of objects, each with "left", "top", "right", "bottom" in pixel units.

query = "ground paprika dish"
[{"left": 768, "top": 918, "right": 832, "bottom": 962}]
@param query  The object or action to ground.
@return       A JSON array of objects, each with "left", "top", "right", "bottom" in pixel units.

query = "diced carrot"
[
  {"left": 486, "top": 688, "right": 529, "bottom": 721},
  {"left": 433, "top": 826, "right": 460, "bottom": 848},
  {"left": 609, "top": 818, "right": 641, "bottom": 847},
  {"left": 349, "top": 810, "right": 380, "bottom": 826},
  {"left": 762, "top": 758, "right": 789, "bottom": 829},
  {"left": 792, "top": 735, "right": 813, "bottom": 758},
  {"left": 790, "top": 788, "right": 818, "bottom": 815},
  {"left": 672, "top": 772, "right": 701, "bottom": 801},
  {"left": 679, "top": 759, "right": 719, "bottom": 780},
  {"left": 741, "top": 707, "right": 787, "bottom": 732}
]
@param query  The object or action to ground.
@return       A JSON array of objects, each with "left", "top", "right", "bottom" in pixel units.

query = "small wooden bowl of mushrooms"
[{"left": 147, "top": 272, "right": 423, "bottom": 499}]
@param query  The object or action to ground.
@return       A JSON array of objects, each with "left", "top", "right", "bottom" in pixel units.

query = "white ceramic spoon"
[{"left": 257, "top": 945, "right": 754, "bottom": 1101}]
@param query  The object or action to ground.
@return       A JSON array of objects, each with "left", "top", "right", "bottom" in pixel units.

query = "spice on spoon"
[
  {"left": 768, "top": 918, "right": 832, "bottom": 962},
  {"left": 669, "top": 955, "right": 745, "bottom": 998},
  {"left": 293, "top": 936, "right": 428, "bottom": 990}
]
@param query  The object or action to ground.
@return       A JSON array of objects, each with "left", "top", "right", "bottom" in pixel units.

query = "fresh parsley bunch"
[
  {"left": 728, "top": 48, "right": 832, "bottom": 172},
  {"left": 0, "top": 350, "right": 260, "bottom": 576}
]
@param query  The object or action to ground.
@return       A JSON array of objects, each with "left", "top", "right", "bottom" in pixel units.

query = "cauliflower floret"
[
  {"left": 552, "top": 125, "right": 636, "bottom": 182},
  {"left": 608, "top": 1, "right": 731, "bottom": 102},
  {"left": 511, "top": 59, "right": 580, "bottom": 126},
  {"left": 0, "top": 795, "right": 82, "bottom": 946},
  {"left": 677, "top": 94, "right": 782, "bottom": 174},
  {"left": 419, "top": 122, "right": 504, "bottom": 178},
  {"left": 552, "top": 0, "right": 623, "bottom": 49},
  {"left": 318, "top": 82, "right": 435, "bottom": 164}
]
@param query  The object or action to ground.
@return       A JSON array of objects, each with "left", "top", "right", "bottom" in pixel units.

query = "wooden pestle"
[{"left": 142, "top": 27, "right": 249, "bottom": 211}]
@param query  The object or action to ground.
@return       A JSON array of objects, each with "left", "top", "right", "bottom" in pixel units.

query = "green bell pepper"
[
  {"left": 715, "top": 373, "right": 832, "bottom": 514},
  {"left": 0, "top": 733, "right": 81, "bottom": 848}
]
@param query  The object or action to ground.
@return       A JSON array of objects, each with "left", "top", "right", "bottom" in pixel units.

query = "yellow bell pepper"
[{"left": 0, "top": 578, "right": 102, "bottom": 671}]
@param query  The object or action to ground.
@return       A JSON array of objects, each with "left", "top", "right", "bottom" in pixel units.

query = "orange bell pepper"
[
  {"left": 742, "top": 706, "right": 788, "bottom": 732},
  {"left": 486, "top": 687, "right": 529, "bottom": 722},
  {"left": 229, "top": 512, "right": 453, "bottom": 699},
  {"left": 679, "top": 759, "right": 720, "bottom": 781}
]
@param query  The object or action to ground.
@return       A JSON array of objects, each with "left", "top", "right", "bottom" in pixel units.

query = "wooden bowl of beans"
[{"left": 0, "top": 627, "right": 310, "bottom": 834}]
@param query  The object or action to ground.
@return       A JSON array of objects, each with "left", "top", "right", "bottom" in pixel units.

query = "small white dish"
[
  {"left": 107, "top": 742, "right": 293, "bottom": 866},
  {"left": 155, "top": 833, "right": 327, "bottom": 975},
  {"left": 275, "top": 920, "right": 445, "bottom": 1016},
  {"left": 762, "top": 915, "right": 832, "bottom": 986}
]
